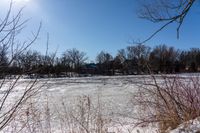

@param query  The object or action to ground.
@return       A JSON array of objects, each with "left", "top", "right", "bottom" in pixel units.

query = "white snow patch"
[{"left": 169, "top": 117, "right": 200, "bottom": 133}]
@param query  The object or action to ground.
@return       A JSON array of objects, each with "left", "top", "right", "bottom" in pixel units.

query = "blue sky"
[{"left": 1, "top": 0, "right": 200, "bottom": 62}]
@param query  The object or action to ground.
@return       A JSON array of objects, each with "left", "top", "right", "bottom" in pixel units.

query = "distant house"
[{"left": 81, "top": 63, "right": 97, "bottom": 75}]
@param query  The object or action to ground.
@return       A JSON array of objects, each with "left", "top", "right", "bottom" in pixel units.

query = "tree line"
[{"left": 1, "top": 44, "right": 200, "bottom": 78}]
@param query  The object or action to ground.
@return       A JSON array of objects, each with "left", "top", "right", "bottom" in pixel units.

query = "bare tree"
[
  {"left": 117, "top": 49, "right": 127, "bottom": 64},
  {"left": 17, "top": 50, "right": 42, "bottom": 71},
  {"left": 96, "top": 51, "right": 113, "bottom": 75},
  {"left": 62, "top": 48, "right": 87, "bottom": 73},
  {"left": 96, "top": 51, "right": 113, "bottom": 64},
  {"left": 126, "top": 44, "right": 151, "bottom": 74},
  {"left": 0, "top": 45, "right": 9, "bottom": 69},
  {"left": 127, "top": 44, "right": 150, "bottom": 61},
  {"left": 138, "top": 0, "right": 197, "bottom": 43},
  {"left": 149, "top": 44, "right": 179, "bottom": 73}
]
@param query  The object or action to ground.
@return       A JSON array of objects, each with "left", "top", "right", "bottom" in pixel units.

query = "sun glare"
[{"left": 13, "top": 0, "right": 30, "bottom": 3}]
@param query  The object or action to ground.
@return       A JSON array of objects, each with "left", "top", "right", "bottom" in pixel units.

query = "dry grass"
[
  {"left": 55, "top": 95, "right": 111, "bottom": 133},
  {"left": 132, "top": 75, "right": 200, "bottom": 132},
  {"left": 3, "top": 94, "right": 112, "bottom": 133}
]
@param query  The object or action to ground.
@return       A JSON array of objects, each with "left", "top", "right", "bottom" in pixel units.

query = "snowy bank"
[{"left": 169, "top": 117, "right": 200, "bottom": 133}]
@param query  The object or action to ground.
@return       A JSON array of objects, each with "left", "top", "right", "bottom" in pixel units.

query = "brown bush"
[{"left": 132, "top": 75, "right": 200, "bottom": 132}]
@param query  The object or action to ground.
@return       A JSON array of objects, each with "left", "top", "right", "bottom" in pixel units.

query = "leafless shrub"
[
  {"left": 132, "top": 75, "right": 200, "bottom": 132},
  {"left": 0, "top": 0, "right": 41, "bottom": 131}
]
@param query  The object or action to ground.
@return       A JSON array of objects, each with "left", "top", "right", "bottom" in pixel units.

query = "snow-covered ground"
[
  {"left": 0, "top": 75, "right": 156, "bottom": 132},
  {"left": 39, "top": 76, "right": 158, "bottom": 133},
  {"left": 1, "top": 74, "right": 200, "bottom": 132},
  {"left": 169, "top": 117, "right": 200, "bottom": 133}
]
